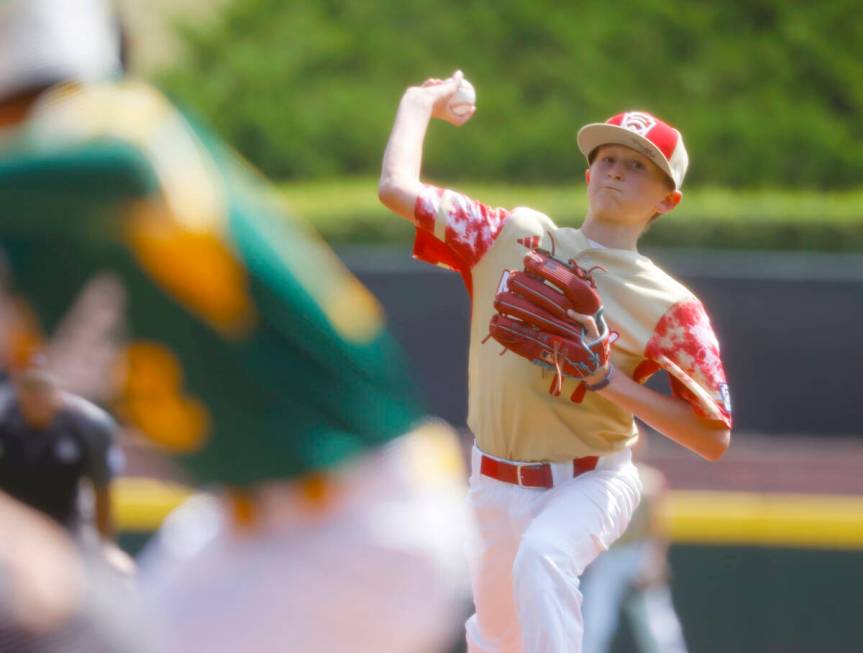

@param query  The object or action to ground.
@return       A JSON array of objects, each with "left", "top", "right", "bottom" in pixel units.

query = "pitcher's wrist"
[{"left": 584, "top": 364, "right": 614, "bottom": 392}]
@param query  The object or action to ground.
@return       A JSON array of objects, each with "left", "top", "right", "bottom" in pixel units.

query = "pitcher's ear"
[
  {"left": 585, "top": 169, "right": 591, "bottom": 184},
  {"left": 657, "top": 190, "right": 683, "bottom": 215}
]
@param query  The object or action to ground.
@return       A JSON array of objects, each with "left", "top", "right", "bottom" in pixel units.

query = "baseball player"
[
  {"left": 0, "top": 4, "right": 469, "bottom": 652},
  {"left": 0, "top": 357, "right": 122, "bottom": 544},
  {"left": 378, "top": 71, "right": 732, "bottom": 653}
]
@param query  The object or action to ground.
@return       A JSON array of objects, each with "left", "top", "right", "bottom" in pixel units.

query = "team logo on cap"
[{"left": 619, "top": 112, "right": 657, "bottom": 137}]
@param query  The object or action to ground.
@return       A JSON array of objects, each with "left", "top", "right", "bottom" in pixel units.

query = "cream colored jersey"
[{"left": 413, "top": 185, "right": 733, "bottom": 462}]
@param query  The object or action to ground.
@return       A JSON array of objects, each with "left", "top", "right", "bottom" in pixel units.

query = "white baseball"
[{"left": 449, "top": 78, "right": 476, "bottom": 117}]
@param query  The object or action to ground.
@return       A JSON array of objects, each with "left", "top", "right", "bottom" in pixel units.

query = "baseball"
[{"left": 449, "top": 78, "right": 476, "bottom": 117}]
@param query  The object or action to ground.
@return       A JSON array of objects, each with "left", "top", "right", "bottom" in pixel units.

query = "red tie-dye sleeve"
[
  {"left": 413, "top": 184, "right": 509, "bottom": 274},
  {"left": 643, "top": 298, "right": 733, "bottom": 428}
]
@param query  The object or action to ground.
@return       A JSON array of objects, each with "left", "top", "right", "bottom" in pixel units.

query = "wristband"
[{"left": 585, "top": 365, "right": 614, "bottom": 392}]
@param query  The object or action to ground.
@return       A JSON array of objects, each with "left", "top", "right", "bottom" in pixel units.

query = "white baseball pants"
[{"left": 464, "top": 445, "right": 642, "bottom": 653}]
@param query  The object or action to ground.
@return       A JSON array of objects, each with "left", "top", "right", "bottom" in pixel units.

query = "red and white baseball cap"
[{"left": 577, "top": 111, "right": 689, "bottom": 189}]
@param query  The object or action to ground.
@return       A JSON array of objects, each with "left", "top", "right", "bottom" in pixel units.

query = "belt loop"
[{"left": 573, "top": 456, "right": 599, "bottom": 477}]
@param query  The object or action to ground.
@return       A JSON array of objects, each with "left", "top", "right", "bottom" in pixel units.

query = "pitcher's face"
[{"left": 586, "top": 145, "right": 678, "bottom": 226}]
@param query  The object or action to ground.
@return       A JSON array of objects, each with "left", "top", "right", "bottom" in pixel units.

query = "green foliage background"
[
  {"left": 276, "top": 179, "right": 863, "bottom": 250},
  {"left": 162, "top": 0, "right": 862, "bottom": 188}
]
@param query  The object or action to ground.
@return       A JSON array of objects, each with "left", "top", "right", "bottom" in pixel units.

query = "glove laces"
[{"left": 549, "top": 339, "right": 564, "bottom": 396}]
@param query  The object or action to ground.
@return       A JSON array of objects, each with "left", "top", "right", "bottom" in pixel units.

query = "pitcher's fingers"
[
  {"left": 566, "top": 310, "right": 599, "bottom": 340},
  {"left": 451, "top": 105, "right": 476, "bottom": 126}
]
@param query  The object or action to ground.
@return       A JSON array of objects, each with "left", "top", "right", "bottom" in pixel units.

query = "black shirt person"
[{"left": 0, "top": 365, "right": 120, "bottom": 539}]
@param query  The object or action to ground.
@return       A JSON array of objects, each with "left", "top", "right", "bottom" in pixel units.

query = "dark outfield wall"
[
  {"left": 339, "top": 247, "right": 863, "bottom": 438},
  {"left": 612, "top": 545, "right": 863, "bottom": 653}
]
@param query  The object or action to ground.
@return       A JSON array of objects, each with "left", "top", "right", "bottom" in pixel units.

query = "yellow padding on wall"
[
  {"left": 113, "top": 478, "right": 863, "bottom": 550},
  {"left": 113, "top": 477, "right": 194, "bottom": 531},
  {"left": 661, "top": 491, "right": 863, "bottom": 550}
]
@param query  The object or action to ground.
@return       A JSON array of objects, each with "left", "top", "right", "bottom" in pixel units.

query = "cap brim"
[{"left": 576, "top": 123, "right": 677, "bottom": 188}]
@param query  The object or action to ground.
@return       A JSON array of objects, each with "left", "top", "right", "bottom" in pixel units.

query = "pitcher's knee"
[
  {"left": 513, "top": 531, "right": 604, "bottom": 594},
  {"left": 512, "top": 535, "right": 573, "bottom": 590}
]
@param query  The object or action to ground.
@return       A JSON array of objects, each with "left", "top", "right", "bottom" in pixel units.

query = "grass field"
[{"left": 278, "top": 178, "right": 863, "bottom": 250}]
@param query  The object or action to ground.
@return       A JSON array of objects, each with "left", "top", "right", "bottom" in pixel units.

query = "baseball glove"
[{"left": 485, "top": 248, "right": 612, "bottom": 401}]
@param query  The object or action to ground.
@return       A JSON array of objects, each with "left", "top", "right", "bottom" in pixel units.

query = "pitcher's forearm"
[
  {"left": 597, "top": 368, "right": 731, "bottom": 461},
  {"left": 379, "top": 72, "right": 473, "bottom": 218},
  {"left": 378, "top": 91, "right": 436, "bottom": 219}
]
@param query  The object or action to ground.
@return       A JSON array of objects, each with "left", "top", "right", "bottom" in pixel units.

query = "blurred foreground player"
[
  {"left": 0, "top": 2, "right": 469, "bottom": 652},
  {"left": 0, "top": 490, "right": 147, "bottom": 653}
]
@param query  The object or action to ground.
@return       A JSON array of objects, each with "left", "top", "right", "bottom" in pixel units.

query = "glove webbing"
[{"left": 485, "top": 320, "right": 602, "bottom": 392}]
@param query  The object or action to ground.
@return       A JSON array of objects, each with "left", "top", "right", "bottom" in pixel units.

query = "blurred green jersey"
[{"left": 0, "top": 81, "right": 423, "bottom": 486}]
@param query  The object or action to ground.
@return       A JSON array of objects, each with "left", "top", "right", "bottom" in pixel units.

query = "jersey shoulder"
[
  {"left": 491, "top": 206, "right": 558, "bottom": 252},
  {"left": 60, "top": 393, "right": 116, "bottom": 436},
  {"left": 19, "top": 80, "right": 217, "bottom": 203},
  {"left": 505, "top": 206, "right": 557, "bottom": 231},
  {"left": 0, "top": 82, "right": 177, "bottom": 201},
  {"left": 587, "top": 251, "right": 702, "bottom": 342},
  {"left": 631, "top": 256, "right": 698, "bottom": 308},
  {"left": 32, "top": 81, "right": 180, "bottom": 147}
]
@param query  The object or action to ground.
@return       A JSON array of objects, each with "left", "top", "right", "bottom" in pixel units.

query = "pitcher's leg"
[
  {"left": 513, "top": 467, "right": 641, "bottom": 653},
  {"left": 464, "top": 522, "right": 522, "bottom": 653},
  {"left": 464, "top": 453, "right": 524, "bottom": 653}
]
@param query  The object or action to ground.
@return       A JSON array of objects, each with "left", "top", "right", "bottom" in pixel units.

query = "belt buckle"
[
  {"left": 517, "top": 463, "right": 544, "bottom": 487},
  {"left": 517, "top": 463, "right": 528, "bottom": 487}
]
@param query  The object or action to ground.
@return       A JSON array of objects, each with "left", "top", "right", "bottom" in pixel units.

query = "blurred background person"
[
  {"left": 0, "top": 355, "right": 124, "bottom": 551},
  {"left": 0, "top": 1, "right": 470, "bottom": 652},
  {"left": 581, "top": 436, "right": 688, "bottom": 653},
  {"left": 1, "top": 202, "right": 132, "bottom": 579}
]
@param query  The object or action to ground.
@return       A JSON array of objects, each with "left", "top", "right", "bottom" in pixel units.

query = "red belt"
[{"left": 480, "top": 454, "right": 599, "bottom": 489}]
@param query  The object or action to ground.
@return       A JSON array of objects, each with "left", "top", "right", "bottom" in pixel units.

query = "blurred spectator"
[
  {"left": 581, "top": 458, "right": 689, "bottom": 653},
  {"left": 0, "top": 1, "right": 469, "bottom": 652}
]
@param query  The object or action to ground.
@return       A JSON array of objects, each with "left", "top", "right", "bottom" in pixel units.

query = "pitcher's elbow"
[
  {"left": 700, "top": 428, "right": 731, "bottom": 462},
  {"left": 377, "top": 180, "right": 394, "bottom": 206},
  {"left": 377, "top": 177, "right": 404, "bottom": 210}
]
